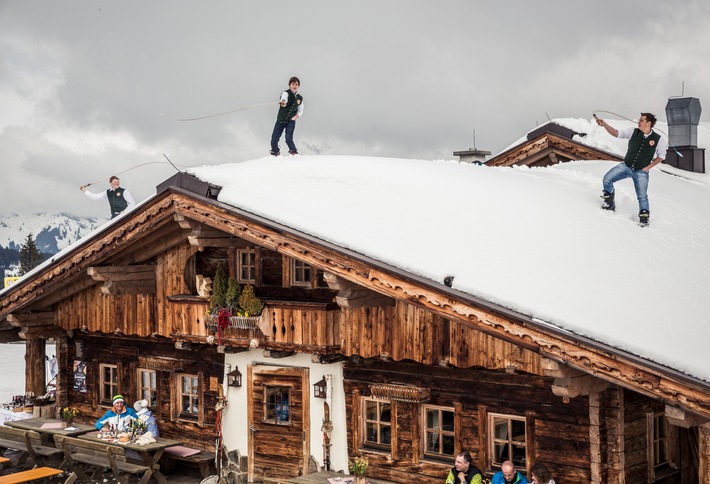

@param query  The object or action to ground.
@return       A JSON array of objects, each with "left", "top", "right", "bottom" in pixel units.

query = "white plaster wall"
[{"left": 221, "top": 351, "right": 349, "bottom": 473}]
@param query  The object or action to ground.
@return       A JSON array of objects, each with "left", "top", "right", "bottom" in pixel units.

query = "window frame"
[
  {"left": 290, "top": 258, "right": 313, "bottom": 287},
  {"left": 262, "top": 385, "right": 293, "bottom": 426},
  {"left": 137, "top": 369, "right": 158, "bottom": 409},
  {"left": 99, "top": 363, "right": 119, "bottom": 405},
  {"left": 176, "top": 372, "right": 202, "bottom": 423},
  {"left": 237, "top": 248, "right": 257, "bottom": 284},
  {"left": 421, "top": 404, "right": 456, "bottom": 460},
  {"left": 361, "top": 397, "right": 393, "bottom": 452},
  {"left": 647, "top": 411, "right": 677, "bottom": 482},
  {"left": 487, "top": 412, "right": 527, "bottom": 473}
]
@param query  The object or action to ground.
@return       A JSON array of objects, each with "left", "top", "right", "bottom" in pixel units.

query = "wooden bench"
[
  {"left": 0, "top": 426, "right": 63, "bottom": 467},
  {"left": 54, "top": 435, "right": 149, "bottom": 484},
  {"left": 0, "top": 466, "right": 63, "bottom": 484},
  {"left": 160, "top": 447, "right": 215, "bottom": 478}
]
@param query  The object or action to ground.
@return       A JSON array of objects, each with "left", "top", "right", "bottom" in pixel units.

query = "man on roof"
[
  {"left": 81, "top": 175, "right": 136, "bottom": 219},
  {"left": 596, "top": 112, "right": 668, "bottom": 227}
]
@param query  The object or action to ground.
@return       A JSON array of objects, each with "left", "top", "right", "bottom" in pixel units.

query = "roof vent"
[
  {"left": 664, "top": 97, "right": 705, "bottom": 173},
  {"left": 665, "top": 97, "right": 701, "bottom": 148},
  {"left": 156, "top": 172, "right": 222, "bottom": 199}
]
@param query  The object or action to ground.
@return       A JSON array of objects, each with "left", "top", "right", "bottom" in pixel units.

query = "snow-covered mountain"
[{"left": 0, "top": 213, "right": 105, "bottom": 254}]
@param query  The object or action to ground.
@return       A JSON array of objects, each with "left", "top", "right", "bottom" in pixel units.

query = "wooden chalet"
[
  {"left": 486, "top": 122, "right": 622, "bottom": 167},
  {"left": 1, "top": 171, "right": 709, "bottom": 484}
]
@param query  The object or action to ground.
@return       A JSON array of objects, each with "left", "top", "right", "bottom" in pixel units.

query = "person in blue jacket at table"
[
  {"left": 95, "top": 394, "right": 138, "bottom": 432},
  {"left": 491, "top": 461, "right": 528, "bottom": 484}
]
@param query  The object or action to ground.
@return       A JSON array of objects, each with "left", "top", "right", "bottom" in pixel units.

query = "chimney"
[
  {"left": 664, "top": 97, "right": 705, "bottom": 173},
  {"left": 453, "top": 148, "right": 491, "bottom": 164}
]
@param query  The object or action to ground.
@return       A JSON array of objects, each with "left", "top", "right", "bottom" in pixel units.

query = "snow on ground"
[{"left": 189, "top": 122, "right": 710, "bottom": 383}]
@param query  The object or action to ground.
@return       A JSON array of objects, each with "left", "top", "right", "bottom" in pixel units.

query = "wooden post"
[
  {"left": 700, "top": 422, "right": 710, "bottom": 484},
  {"left": 25, "top": 338, "right": 46, "bottom": 397},
  {"left": 589, "top": 391, "right": 602, "bottom": 484}
]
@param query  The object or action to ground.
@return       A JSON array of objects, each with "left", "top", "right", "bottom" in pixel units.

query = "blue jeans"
[
  {"left": 270, "top": 120, "right": 297, "bottom": 153},
  {"left": 603, "top": 163, "right": 650, "bottom": 212}
]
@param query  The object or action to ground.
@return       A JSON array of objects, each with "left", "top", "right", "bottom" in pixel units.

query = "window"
[
  {"left": 264, "top": 386, "right": 291, "bottom": 425},
  {"left": 100, "top": 364, "right": 118, "bottom": 404},
  {"left": 422, "top": 405, "right": 455, "bottom": 459},
  {"left": 363, "top": 398, "right": 392, "bottom": 449},
  {"left": 137, "top": 369, "right": 157, "bottom": 407},
  {"left": 178, "top": 373, "right": 200, "bottom": 418},
  {"left": 648, "top": 412, "right": 675, "bottom": 481},
  {"left": 291, "top": 259, "right": 312, "bottom": 287},
  {"left": 489, "top": 413, "right": 526, "bottom": 470},
  {"left": 238, "top": 248, "right": 256, "bottom": 283}
]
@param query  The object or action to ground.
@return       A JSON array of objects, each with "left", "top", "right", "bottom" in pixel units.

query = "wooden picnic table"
[
  {"left": 288, "top": 471, "right": 395, "bottom": 483},
  {"left": 78, "top": 431, "right": 181, "bottom": 484},
  {"left": 4, "top": 417, "right": 95, "bottom": 444}
]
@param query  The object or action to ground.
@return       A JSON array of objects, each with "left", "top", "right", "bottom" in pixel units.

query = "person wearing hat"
[
  {"left": 133, "top": 399, "right": 159, "bottom": 437},
  {"left": 95, "top": 394, "right": 138, "bottom": 431}
]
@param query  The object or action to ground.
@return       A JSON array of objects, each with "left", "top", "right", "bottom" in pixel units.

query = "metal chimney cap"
[{"left": 665, "top": 97, "right": 702, "bottom": 125}]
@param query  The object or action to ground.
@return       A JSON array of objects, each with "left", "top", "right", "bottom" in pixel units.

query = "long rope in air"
[
  {"left": 592, "top": 109, "right": 683, "bottom": 158},
  {"left": 176, "top": 101, "right": 279, "bottom": 122}
]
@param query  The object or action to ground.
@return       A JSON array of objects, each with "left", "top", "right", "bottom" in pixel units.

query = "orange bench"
[{"left": 0, "top": 466, "right": 63, "bottom": 483}]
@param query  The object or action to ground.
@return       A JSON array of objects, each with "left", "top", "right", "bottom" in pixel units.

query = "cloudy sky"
[{"left": 1, "top": 0, "right": 709, "bottom": 218}]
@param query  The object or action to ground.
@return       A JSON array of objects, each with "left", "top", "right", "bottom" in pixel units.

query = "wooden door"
[{"left": 247, "top": 365, "right": 310, "bottom": 482}]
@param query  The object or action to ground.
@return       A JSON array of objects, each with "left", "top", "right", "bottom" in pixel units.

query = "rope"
[
  {"left": 177, "top": 101, "right": 278, "bottom": 122},
  {"left": 79, "top": 158, "right": 201, "bottom": 189},
  {"left": 592, "top": 109, "right": 683, "bottom": 158}
]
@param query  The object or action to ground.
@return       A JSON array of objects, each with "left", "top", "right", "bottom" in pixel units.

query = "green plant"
[
  {"left": 60, "top": 406, "right": 79, "bottom": 422},
  {"left": 225, "top": 277, "right": 242, "bottom": 308},
  {"left": 209, "top": 267, "right": 228, "bottom": 312},
  {"left": 348, "top": 456, "right": 368, "bottom": 476},
  {"left": 238, "top": 284, "right": 264, "bottom": 316}
]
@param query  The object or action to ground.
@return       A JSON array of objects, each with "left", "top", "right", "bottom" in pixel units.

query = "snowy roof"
[{"left": 188, "top": 120, "right": 710, "bottom": 384}]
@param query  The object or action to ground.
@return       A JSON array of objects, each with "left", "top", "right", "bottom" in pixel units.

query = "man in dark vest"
[
  {"left": 270, "top": 76, "right": 303, "bottom": 157},
  {"left": 596, "top": 112, "right": 667, "bottom": 226},
  {"left": 81, "top": 175, "right": 136, "bottom": 219}
]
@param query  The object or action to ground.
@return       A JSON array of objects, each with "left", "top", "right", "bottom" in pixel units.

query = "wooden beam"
[
  {"left": 665, "top": 404, "right": 709, "bottom": 429},
  {"left": 7, "top": 312, "right": 56, "bottom": 327},
  {"left": 18, "top": 325, "right": 67, "bottom": 340},
  {"left": 323, "top": 272, "right": 395, "bottom": 308},
  {"left": 87, "top": 265, "right": 155, "bottom": 280},
  {"left": 99, "top": 280, "right": 156, "bottom": 296}
]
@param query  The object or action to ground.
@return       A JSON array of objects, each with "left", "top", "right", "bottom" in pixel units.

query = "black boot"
[
  {"left": 270, "top": 149, "right": 280, "bottom": 157},
  {"left": 601, "top": 190, "right": 615, "bottom": 211},
  {"left": 639, "top": 210, "right": 650, "bottom": 227}
]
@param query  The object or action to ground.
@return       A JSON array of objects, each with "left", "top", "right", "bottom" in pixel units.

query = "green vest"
[
  {"left": 277, "top": 90, "right": 303, "bottom": 123},
  {"left": 624, "top": 129, "right": 661, "bottom": 170},
  {"left": 107, "top": 187, "right": 128, "bottom": 218}
]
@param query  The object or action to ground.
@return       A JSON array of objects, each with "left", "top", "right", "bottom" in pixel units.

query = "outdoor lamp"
[
  {"left": 313, "top": 377, "right": 327, "bottom": 398},
  {"left": 227, "top": 367, "right": 242, "bottom": 387}
]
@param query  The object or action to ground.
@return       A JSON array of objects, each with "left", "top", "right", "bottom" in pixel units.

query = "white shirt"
[{"left": 84, "top": 188, "right": 137, "bottom": 207}]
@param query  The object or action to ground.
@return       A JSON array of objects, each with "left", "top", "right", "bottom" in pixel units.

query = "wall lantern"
[
  {"left": 313, "top": 377, "right": 327, "bottom": 399},
  {"left": 227, "top": 367, "right": 242, "bottom": 387}
]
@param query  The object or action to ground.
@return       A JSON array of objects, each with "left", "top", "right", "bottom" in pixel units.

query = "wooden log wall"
[
  {"left": 55, "top": 243, "right": 211, "bottom": 340},
  {"left": 621, "top": 389, "right": 686, "bottom": 484},
  {"left": 339, "top": 301, "right": 542, "bottom": 374},
  {"left": 343, "top": 359, "right": 590, "bottom": 483},
  {"left": 266, "top": 305, "right": 340, "bottom": 347},
  {"left": 60, "top": 335, "right": 222, "bottom": 450}
]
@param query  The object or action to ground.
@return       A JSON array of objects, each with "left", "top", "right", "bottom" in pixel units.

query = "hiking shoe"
[
  {"left": 639, "top": 210, "right": 650, "bottom": 227},
  {"left": 601, "top": 190, "right": 615, "bottom": 211},
  {"left": 270, "top": 150, "right": 280, "bottom": 157}
]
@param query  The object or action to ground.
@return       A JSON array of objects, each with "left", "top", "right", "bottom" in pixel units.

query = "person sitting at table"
[
  {"left": 95, "top": 394, "right": 138, "bottom": 431},
  {"left": 133, "top": 399, "right": 159, "bottom": 437}
]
